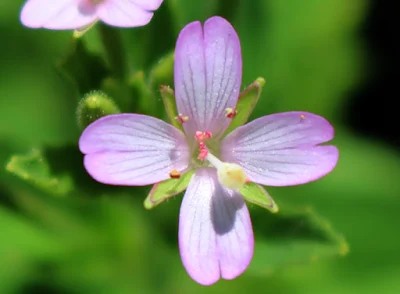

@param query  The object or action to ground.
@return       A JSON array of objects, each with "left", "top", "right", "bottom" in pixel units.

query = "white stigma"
[{"left": 206, "top": 153, "right": 247, "bottom": 190}]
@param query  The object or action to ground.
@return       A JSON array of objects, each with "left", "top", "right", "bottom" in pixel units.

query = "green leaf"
[
  {"left": 56, "top": 38, "right": 109, "bottom": 95},
  {"left": 240, "top": 182, "right": 278, "bottom": 213},
  {"left": 224, "top": 77, "right": 265, "bottom": 136},
  {"left": 0, "top": 206, "right": 61, "bottom": 294},
  {"left": 144, "top": 170, "right": 194, "bottom": 209},
  {"left": 6, "top": 149, "right": 73, "bottom": 196},
  {"left": 236, "top": 0, "right": 366, "bottom": 122},
  {"left": 248, "top": 203, "right": 348, "bottom": 274},
  {"left": 101, "top": 77, "right": 135, "bottom": 113}
]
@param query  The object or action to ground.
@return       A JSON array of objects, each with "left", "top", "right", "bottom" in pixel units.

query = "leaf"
[
  {"left": 235, "top": 0, "right": 366, "bottom": 122},
  {"left": 144, "top": 170, "right": 194, "bottom": 209},
  {"left": 56, "top": 38, "right": 110, "bottom": 95},
  {"left": 0, "top": 205, "right": 61, "bottom": 294},
  {"left": 127, "top": 4, "right": 175, "bottom": 70},
  {"left": 248, "top": 203, "right": 348, "bottom": 275},
  {"left": 240, "top": 182, "right": 278, "bottom": 213},
  {"left": 224, "top": 77, "right": 265, "bottom": 136},
  {"left": 6, "top": 149, "right": 73, "bottom": 196},
  {"left": 101, "top": 77, "right": 135, "bottom": 113}
]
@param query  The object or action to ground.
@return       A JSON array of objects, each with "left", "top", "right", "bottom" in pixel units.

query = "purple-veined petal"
[
  {"left": 97, "top": 0, "right": 154, "bottom": 28},
  {"left": 174, "top": 16, "right": 242, "bottom": 138},
  {"left": 20, "top": 0, "right": 98, "bottom": 30},
  {"left": 79, "top": 114, "right": 190, "bottom": 186},
  {"left": 179, "top": 168, "right": 253, "bottom": 285},
  {"left": 221, "top": 112, "right": 339, "bottom": 186}
]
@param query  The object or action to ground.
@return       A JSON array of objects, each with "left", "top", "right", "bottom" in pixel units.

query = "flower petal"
[
  {"left": 97, "top": 0, "right": 154, "bottom": 28},
  {"left": 174, "top": 16, "right": 242, "bottom": 138},
  {"left": 130, "top": 0, "right": 164, "bottom": 11},
  {"left": 221, "top": 112, "right": 339, "bottom": 186},
  {"left": 179, "top": 168, "right": 253, "bottom": 285},
  {"left": 79, "top": 114, "right": 190, "bottom": 186},
  {"left": 20, "top": 0, "right": 98, "bottom": 30}
]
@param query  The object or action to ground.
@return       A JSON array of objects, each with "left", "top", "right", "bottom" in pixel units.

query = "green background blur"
[{"left": 1, "top": 0, "right": 400, "bottom": 293}]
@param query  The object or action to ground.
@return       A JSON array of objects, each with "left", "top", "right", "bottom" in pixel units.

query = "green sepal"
[
  {"left": 144, "top": 170, "right": 194, "bottom": 209},
  {"left": 5, "top": 149, "right": 73, "bottom": 196},
  {"left": 160, "top": 85, "right": 183, "bottom": 131},
  {"left": 73, "top": 20, "right": 98, "bottom": 38},
  {"left": 224, "top": 77, "right": 265, "bottom": 136},
  {"left": 76, "top": 90, "right": 120, "bottom": 129},
  {"left": 239, "top": 182, "right": 278, "bottom": 213}
]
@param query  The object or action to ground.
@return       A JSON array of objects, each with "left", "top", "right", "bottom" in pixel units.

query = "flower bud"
[{"left": 76, "top": 90, "right": 120, "bottom": 129}]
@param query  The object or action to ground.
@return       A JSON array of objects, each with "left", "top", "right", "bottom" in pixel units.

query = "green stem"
[{"left": 98, "top": 23, "right": 127, "bottom": 80}]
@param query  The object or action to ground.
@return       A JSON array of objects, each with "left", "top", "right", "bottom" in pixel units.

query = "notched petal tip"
[
  {"left": 179, "top": 168, "right": 254, "bottom": 285},
  {"left": 174, "top": 16, "right": 242, "bottom": 137}
]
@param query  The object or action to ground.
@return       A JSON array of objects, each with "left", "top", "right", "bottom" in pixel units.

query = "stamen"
[
  {"left": 176, "top": 114, "right": 189, "bottom": 123},
  {"left": 197, "top": 142, "right": 208, "bottom": 160},
  {"left": 300, "top": 114, "right": 306, "bottom": 120},
  {"left": 169, "top": 169, "right": 181, "bottom": 179},
  {"left": 225, "top": 107, "right": 237, "bottom": 118},
  {"left": 195, "top": 131, "right": 212, "bottom": 141},
  {"left": 206, "top": 152, "right": 247, "bottom": 190}
]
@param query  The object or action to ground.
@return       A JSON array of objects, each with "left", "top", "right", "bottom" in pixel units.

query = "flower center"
[
  {"left": 194, "top": 130, "right": 247, "bottom": 190},
  {"left": 206, "top": 152, "right": 247, "bottom": 190}
]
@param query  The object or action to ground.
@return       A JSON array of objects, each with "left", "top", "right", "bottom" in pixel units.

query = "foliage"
[{"left": 3, "top": 1, "right": 400, "bottom": 294}]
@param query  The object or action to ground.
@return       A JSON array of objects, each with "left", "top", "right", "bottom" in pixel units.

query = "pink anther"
[
  {"left": 225, "top": 108, "right": 237, "bottom": 119},
  {"left": 204, "top": 131, "right": 212, "bottom": 139},
  {"left": 197, "top": 148, "right": 209, "bottom": 161},
  {"left": 197, "top": 141, "right": 209, "bottom": 160},
  {"left": 195, "top": 131, "right": 213, "bottom": 141},
  {"left": 176, "top": 114, "right": 189, "bottom": 123}
]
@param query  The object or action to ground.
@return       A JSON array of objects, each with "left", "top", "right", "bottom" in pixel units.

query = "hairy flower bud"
[{"left": 76, "top": 91, "right": 120, "bottom": 129}]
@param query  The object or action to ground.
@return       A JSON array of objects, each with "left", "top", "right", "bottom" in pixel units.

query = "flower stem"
[{"left": 98, "top": 23, "right": 127, "bottom": 80}]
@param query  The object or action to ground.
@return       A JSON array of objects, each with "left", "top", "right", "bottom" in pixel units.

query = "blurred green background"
[{"left": 1, "top": 0, "right": 399, "bottom": 293}]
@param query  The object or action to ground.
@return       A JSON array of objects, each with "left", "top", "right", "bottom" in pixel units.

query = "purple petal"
[
  {"left": 179, "top": 168, "right": 253, "bottom": 285},
  {"left": 174, "top": 16, "right": 242, "bottom": 138},
  {"left": 97, "top": 0, "right": 154, "bottom": 28},
  {"left": 79, "top": 114, "right": 190, "bottom": 186},
  {"left": 221, "top": 112, "right": 339, "bottom": 186},
  {"left": 130, "top": 0, "right": 164, "bottom": 10},
  {"left": 20, "top": 0, "right": 98, "bottom": 30}
]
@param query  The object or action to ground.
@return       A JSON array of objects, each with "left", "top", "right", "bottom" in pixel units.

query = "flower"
[
  {"left": 20, "top": 0, "right": 164, "bottom": 30},
  {"left": 79, "top": 16, "right": 339, "bottom": 285}
]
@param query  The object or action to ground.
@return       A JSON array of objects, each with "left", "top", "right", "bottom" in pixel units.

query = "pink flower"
[
  {"left": 20, "top": 0, "right": 164, "bottom": 30},
  {"left": 79, "top": 16, "right": 339, "bottom": 285}
]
